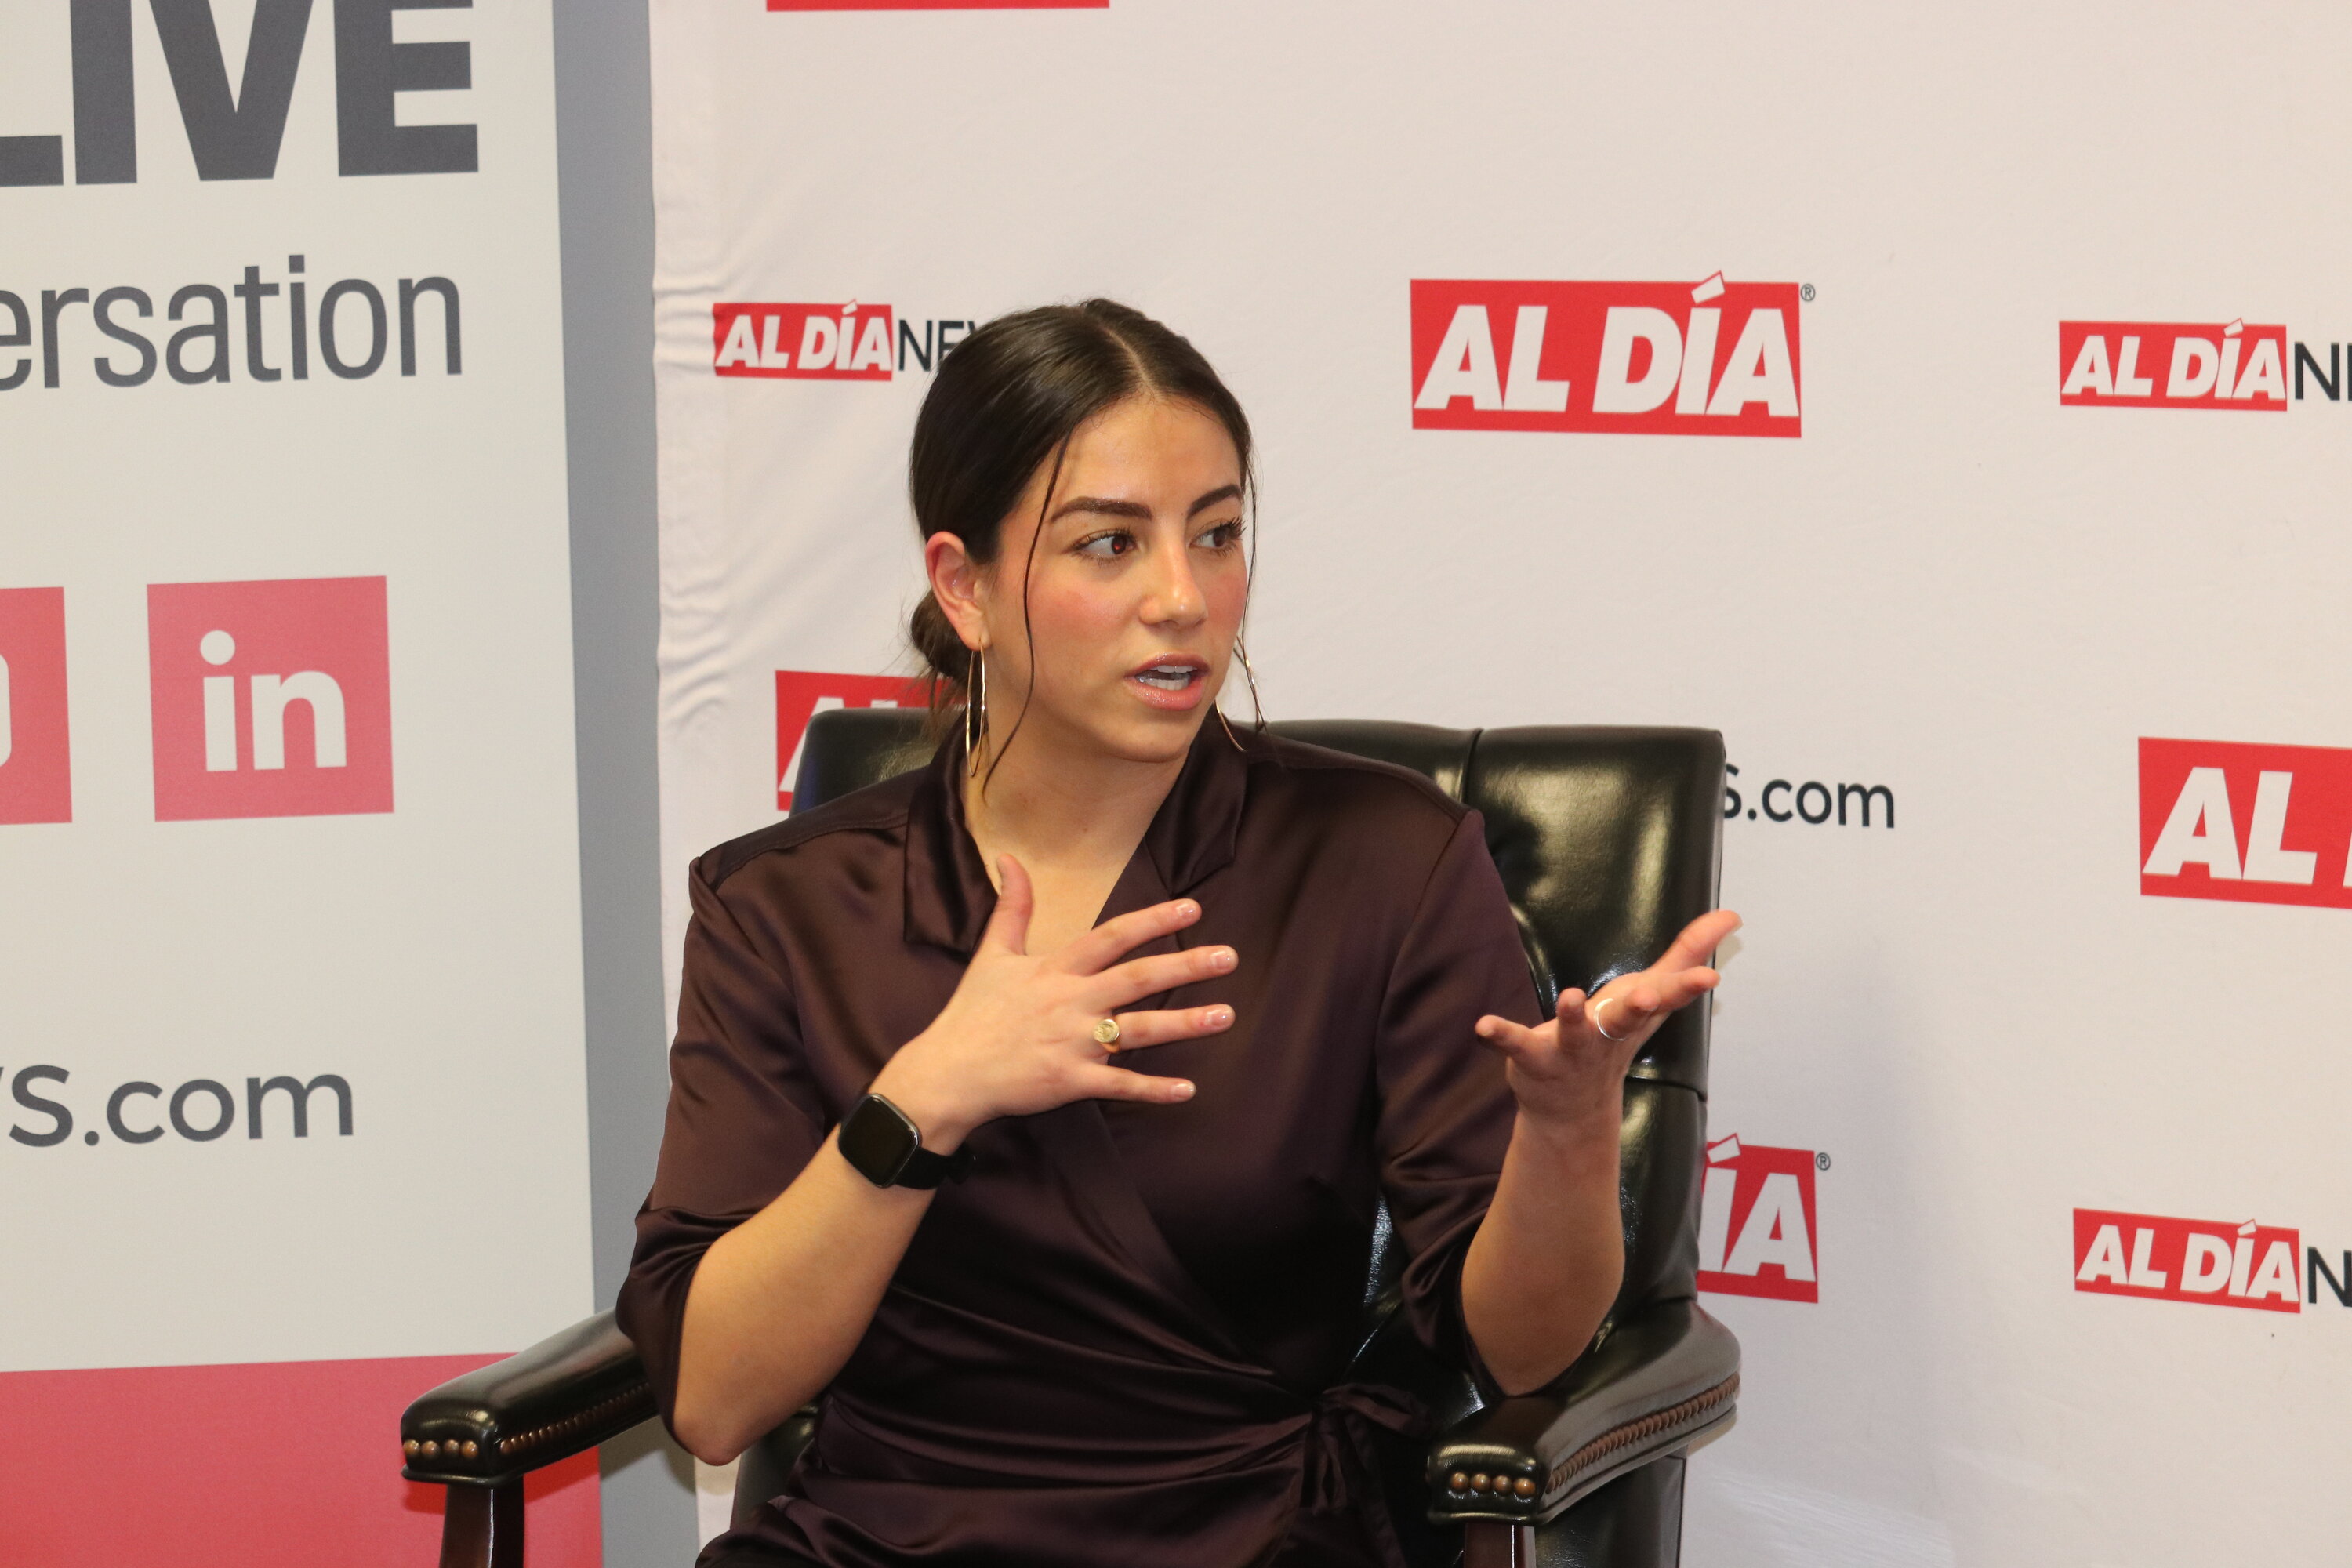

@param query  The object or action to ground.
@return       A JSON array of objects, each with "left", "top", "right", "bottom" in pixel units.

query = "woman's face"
[{"left": 930, "top": 395, "right": 1249, "bottom": 768}]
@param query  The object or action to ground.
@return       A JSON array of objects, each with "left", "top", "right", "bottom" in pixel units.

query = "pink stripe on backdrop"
[{"left": 0, "top": 1355, "right": 599, "bottom": 1567}]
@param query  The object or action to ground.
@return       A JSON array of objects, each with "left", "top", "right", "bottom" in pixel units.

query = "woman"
[{"left": 618, "top": 299, "right": 1737, "bottom": 1568}]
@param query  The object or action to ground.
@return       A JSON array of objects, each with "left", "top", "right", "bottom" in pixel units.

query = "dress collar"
[{"left": 902, "top": 719, "right": 1258, "bottom": 955}]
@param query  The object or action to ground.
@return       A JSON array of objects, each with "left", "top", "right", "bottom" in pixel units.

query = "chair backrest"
[
  {"left": 750, "top": 712, "right": 1726, "bottom": 1536},
  {"left": 792, "top": 710, "right": 1724, "bottom": 1324}
]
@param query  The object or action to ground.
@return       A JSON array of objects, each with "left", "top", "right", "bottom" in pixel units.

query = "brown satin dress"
[{"left": 617, "top": 724, "right": 1545, "bottom": 1568}]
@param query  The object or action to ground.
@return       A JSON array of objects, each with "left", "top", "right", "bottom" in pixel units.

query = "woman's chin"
[{"left": 1087, "top": 706, "right": 1212, "bottom": 764}]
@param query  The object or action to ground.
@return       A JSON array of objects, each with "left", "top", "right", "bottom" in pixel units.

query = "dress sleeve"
[
  {"left": 1373, "top": 808, "right": 1544, "bottom": 1375},
  {"left": 615, "top": 851, "right": 830, "bottom": 1429}
]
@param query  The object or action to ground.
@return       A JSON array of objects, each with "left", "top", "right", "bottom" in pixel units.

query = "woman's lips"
[{"left": 1127, "top": 660, "right": 1208, "bottom": 711}]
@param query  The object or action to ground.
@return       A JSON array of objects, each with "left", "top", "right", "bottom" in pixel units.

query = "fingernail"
[
  {"left": 1210, "top": 949, "right": 1236, "bottom": 971},
  {"left": 1207, "top": 1007, "right": 1233, "bottom": 1027},
  {"left": 1173, "top": 1081, "right": 1196, "bottom": 1099},
  {"left": 1175, "top": 901, "right": 1199, "bottom": 920}
]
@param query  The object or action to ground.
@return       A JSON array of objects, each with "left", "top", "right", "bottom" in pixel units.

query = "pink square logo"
[
  {"left": 148, "top": 578, "right": 394, "bottom": 822},
  {"left": 0, "top": 587, "right": 73, "bottom": 825}
]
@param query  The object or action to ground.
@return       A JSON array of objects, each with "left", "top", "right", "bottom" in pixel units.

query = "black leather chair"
[{"left": 401, "top": 713, "right": 1740, "bottom": 1568}]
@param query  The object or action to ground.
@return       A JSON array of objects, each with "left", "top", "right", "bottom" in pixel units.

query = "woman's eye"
[
  {"left": 1075, "top": 531, "right": 1137, "bottom": 560},
  {"left": 1196, "top": 521, "right": 1245, "bottom": 551}
]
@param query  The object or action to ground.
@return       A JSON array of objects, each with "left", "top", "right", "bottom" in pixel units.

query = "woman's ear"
[{"left": 924, "top": 532, "right": 989, "bottom": 652}]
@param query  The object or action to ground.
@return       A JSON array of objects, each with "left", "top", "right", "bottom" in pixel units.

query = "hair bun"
[{"left": 909, "top": 594, "right": 969, "bottom": 697}]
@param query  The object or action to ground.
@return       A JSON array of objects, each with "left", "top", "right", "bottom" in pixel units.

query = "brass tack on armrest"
[
  {"left": 403, "top": 1439, "right": 419, "bottom": 1457},
  {"left": 1448, "top": 1471, "right": 1468, "bottom": 1492},
  {"left": 1513, "top": 1477, "right": 1535, "bottom": 1498}
]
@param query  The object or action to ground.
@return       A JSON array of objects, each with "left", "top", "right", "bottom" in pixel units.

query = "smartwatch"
[{"left": 838, "top": 1093, "right": 975, "bottom": 1190}]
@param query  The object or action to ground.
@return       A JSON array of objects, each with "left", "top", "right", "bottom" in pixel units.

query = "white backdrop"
[
  {"left": 651, "top": 4, "right": 2352, "bottom": 1562},
  {"left": 0, "top": 2, "right": 593, "bottom": 1561}
]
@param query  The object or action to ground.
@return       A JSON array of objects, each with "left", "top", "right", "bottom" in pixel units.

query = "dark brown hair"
[{"left": 906, "top": 299, "right": 1254, "bottom": 747}]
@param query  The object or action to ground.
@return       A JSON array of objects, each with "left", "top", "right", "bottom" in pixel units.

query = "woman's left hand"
[{"left": 1474, "top": 909, "right": 1742, "bottom": 1129}]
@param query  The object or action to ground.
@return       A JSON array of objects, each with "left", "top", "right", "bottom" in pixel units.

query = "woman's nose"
[{"left": 1144, "top": 550, "right": 1207, "bottom": 626}]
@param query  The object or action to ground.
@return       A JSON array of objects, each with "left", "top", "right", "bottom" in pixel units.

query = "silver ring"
[{"left": 1589, "top": 995, "right": 1635, "bottom": 1044}]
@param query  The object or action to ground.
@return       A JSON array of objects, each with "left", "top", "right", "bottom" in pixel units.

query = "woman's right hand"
[{"left": 867, "top": 855, "right": 1237, "bottom": 1150}]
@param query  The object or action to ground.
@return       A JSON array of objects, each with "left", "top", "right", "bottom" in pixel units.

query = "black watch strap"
[
  {"left": 840, "top": 1093, "right": 975, "bottom": 1190},
  {"left": 896, "top": 1142, "right": 975, "bottom": 1189}
]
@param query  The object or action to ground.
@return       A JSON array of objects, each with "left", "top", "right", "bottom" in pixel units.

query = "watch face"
[{"left": 840, "top": 1094, "right": 919, "bottom": 1187}]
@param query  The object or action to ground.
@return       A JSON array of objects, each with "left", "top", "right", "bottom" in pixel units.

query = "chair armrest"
[
  {"left": 401, "top": 1311, "right": 658, "bottom": 1489},
  {"left": 1427, "top": 1297, "right": 1738, "bottom": 1526}
]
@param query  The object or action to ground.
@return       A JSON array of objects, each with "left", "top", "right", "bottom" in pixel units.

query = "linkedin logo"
[{"left": 148, "top": 576, "right": 394, "bottom": 820}]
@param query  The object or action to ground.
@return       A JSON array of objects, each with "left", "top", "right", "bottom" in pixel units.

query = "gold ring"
[{"left": 1092, "top": 1017, "right": 1123, "bottom": 1049}]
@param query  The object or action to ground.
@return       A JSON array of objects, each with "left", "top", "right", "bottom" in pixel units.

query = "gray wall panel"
[{"left": 550, "top": 0, "right": 696, "bottom": 1560}]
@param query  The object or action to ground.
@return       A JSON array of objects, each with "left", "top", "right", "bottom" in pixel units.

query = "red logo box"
[
  {"left": 776, "top": 670, "right": 932, "bottom": 811},
  {"left": 2059, "top": 321, "right": 2288, "bottom": 409},
  {"left": 0, "top": 587, "right": 72, "bottom": 825},
  {"left": 2139, "top": 737, "right": 2352, "bottom": 910},
  {"left": 2074, "top": 1208, "right": 2300, "bottom": 1313},
  {"left": 714, "top": 303, "right": 897, "bottom": 380},
  {"left": 1410, "top": 275, "right": 1802, "bottom": 437},
  {"left": 1695, "top": 1134, "right": 1819, "bottom": 1302},
  {"left": 148, "top": 579, "right": 394, "bottom": 822}
]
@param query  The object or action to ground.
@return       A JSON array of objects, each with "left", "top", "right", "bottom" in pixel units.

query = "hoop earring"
[
  {"left": 964, "top": 649, "right": 987, "bottom": 776},
  {"left": 1234, "top": 634, "right": 1265, "bottom": 729}
]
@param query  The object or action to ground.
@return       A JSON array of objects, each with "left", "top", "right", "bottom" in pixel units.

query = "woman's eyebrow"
[
  {"left": 1187, "top": 484, "right": 1243, "bottom": 517},
  {"left": 1047, "top": 484, "right": 1242, "bottom": 524},
  {"left": 1048, "top": 496, "right": 1152, "bottom": 522}
]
